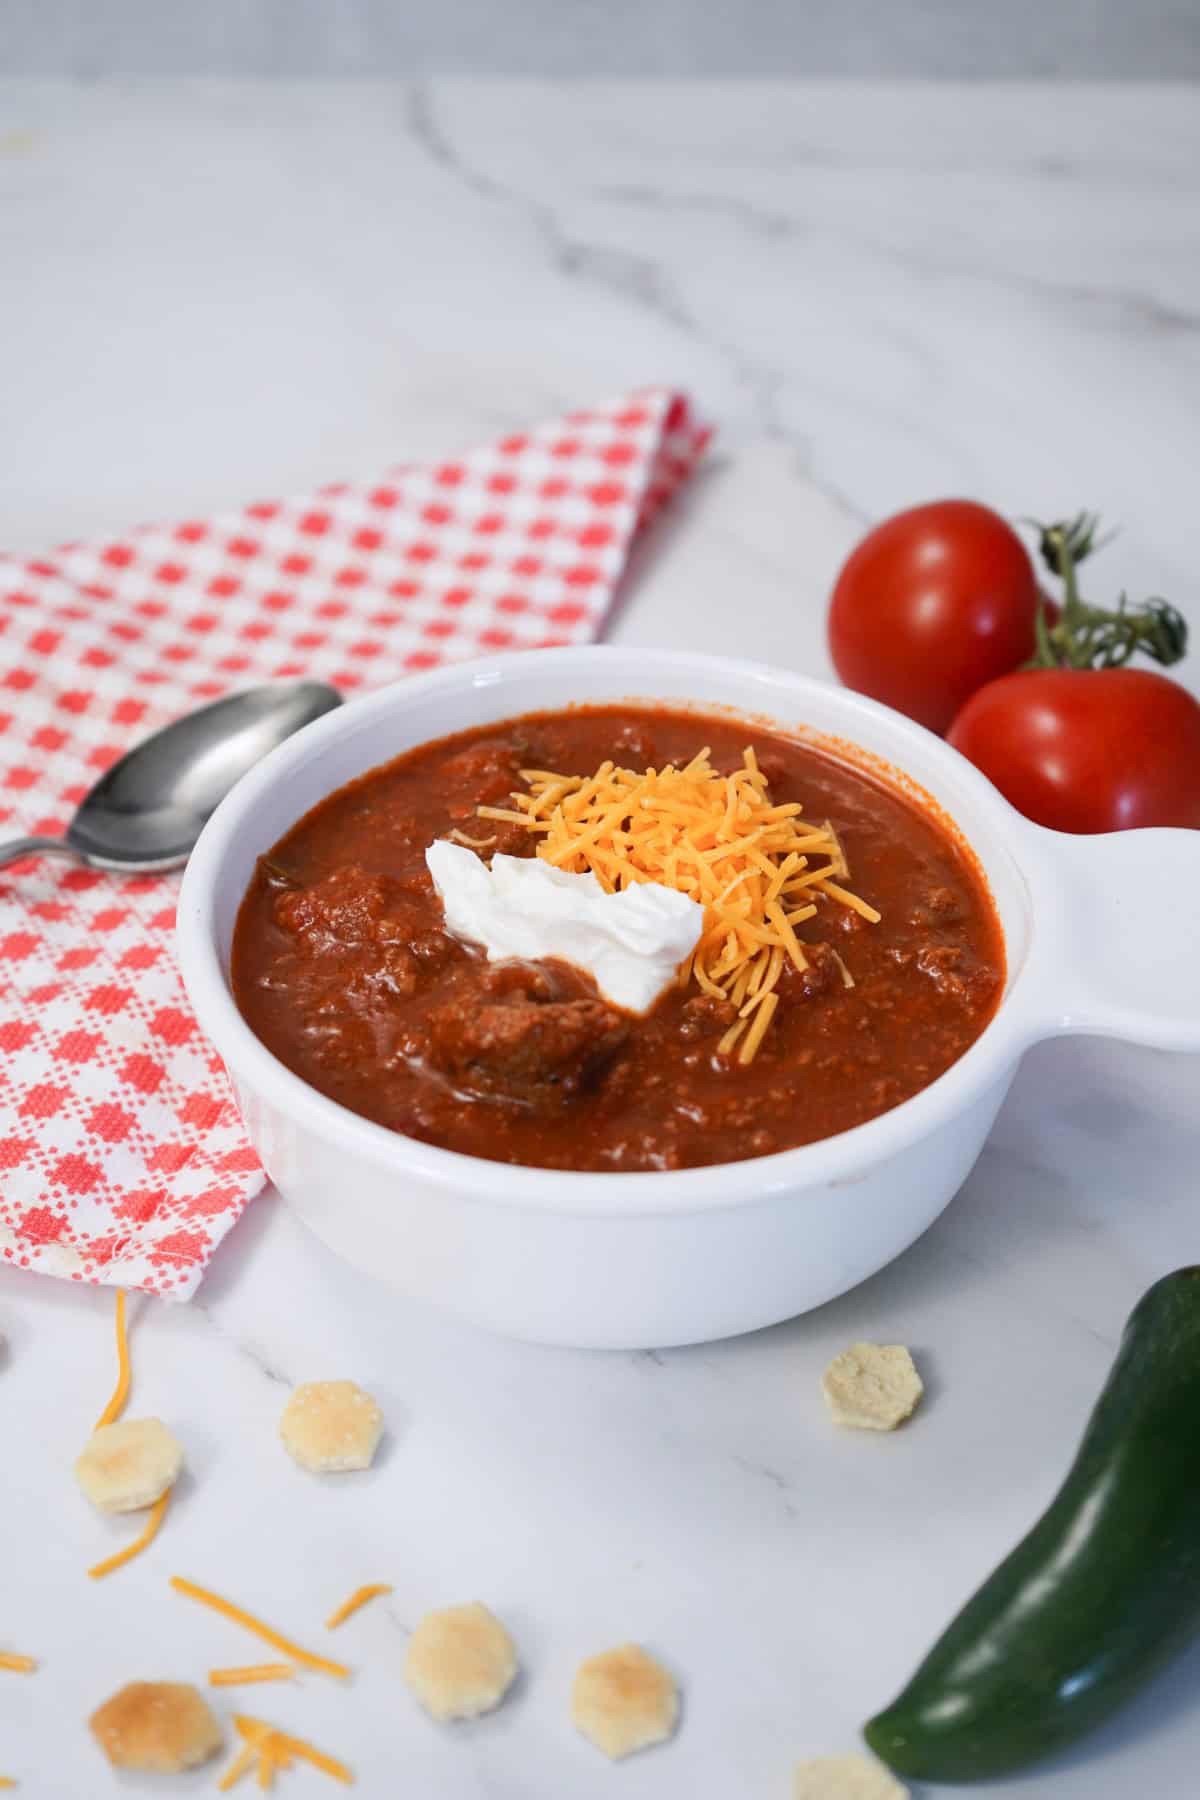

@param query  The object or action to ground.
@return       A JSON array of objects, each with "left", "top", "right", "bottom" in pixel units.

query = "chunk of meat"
[
  {"left": 275, "top": 866, "right": 423, "bottom": 952},
  {"left": 909, "top": 884, "right": 966, "bottom": 928},
  {"left": 677, "top": 995, "right": 737, "bottom": 1041},
  {"left": 439, "top": 740, "right": 523, "bottom": 815},
  {"left": 427, "top": 993, "right": 628, "bottom": 1106},
  {"left": 777, "top": 941, "right": 842, "bottom": 1003},
  {"left": 397, "top": 866, "right": 437, "bottom": 901},
  {"left": 350, "top": 945, "right": 421, "bottom": 1001},
  {"left": 409, "top": 929, "right": 454, "bottom": 970},
  {"left": 830, "top": 903, "right": 868, "bottom": 938},
  {"left": 477, "top": 959, "right": 560, "bottom": 1003},
  {"left": 915, "top": 943, "right": 996, "bottom": 1003},
  {"left": 486, "top": 820, "right": 538, "bottom": 858}
]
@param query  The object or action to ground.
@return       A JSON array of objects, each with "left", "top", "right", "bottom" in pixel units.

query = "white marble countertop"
[{"left": 2, "top": 79, "right": 1199, "bottom": 1798}]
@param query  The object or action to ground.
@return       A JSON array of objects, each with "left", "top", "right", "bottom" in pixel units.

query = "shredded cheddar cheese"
[
  {"left": 325, "top": 1583, "right": 392, "bottom": 1631},
  {"left": 0, "top": 1655, "right": 35, "bottom": 1674},
  {"left": 232, "top": 1716, "right": 353, "bottom": 1787},
  {"left": 446, "top": 827, "right": 497, "bottom": 849},
  {"left": 209, "top": 1665, "right": 295, "bottom": 1687},
  {"left": 169, "top": 1578, "right": 350, "bottom": 1680},
  {"left": 94, "top": 1290, "right": 131, "bottom": 1430},
  {"left": 218, "top": 1744, "right": 258, "bottom": 1791},
  {"left": 478, "top": 745, "right": 880, "bottom": 1059},
  {"left": 830, "top": 948, "right": 855, "bottom": 989},
  {"left": 87, "top": 1487, "right": 171, "bottom": 1580}
]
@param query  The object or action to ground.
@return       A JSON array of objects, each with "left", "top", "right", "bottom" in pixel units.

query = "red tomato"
[
  {"left": 948, "top": 667, "right": 1200, "bottom": 833},
  {"left": 829, "top": 500, "right": 1039, "bottom": 734}
]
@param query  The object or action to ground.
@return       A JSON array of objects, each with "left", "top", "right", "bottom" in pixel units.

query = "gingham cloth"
[{"left": 0, "top": 389, "right": 711, "bottom": 1297}]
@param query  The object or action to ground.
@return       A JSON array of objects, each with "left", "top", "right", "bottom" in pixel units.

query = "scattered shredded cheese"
[
  {"left": 169, "top": 1578, "right": 350, "bottom": 1681},
  {"left": 87, "top": 1487, "right": 171, "bottom": 1581},
  {"left": 233, "top": 1716, "right": 353, "bottom": 1787},
  {"left": 325, "top": 1583, "right": 393, "bottom": 1631},
  {"left": 478, "top": 745, "right": 880, "bottom": 1059},
  {"left": 210, "top": 1665, "right": 296, "bottom": 1687},
  {"left": 0, "top": 1655, "right": 35, "bottom": 1675},
  {"left": 94, "top": 1290, "right": 131, "bottom": 1430},
  {"left": 218, "top": 1744, "right": 258, "bottom": 1792}
]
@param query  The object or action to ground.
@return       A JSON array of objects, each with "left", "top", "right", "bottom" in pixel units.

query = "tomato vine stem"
[{"left": 1023, "top": 514, "right": 1186, "bottom": 673}]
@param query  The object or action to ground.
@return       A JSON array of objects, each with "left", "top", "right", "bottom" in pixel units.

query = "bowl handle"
[{"left": 1020, "top": 825, "right": 1200, "bottom": 1052}]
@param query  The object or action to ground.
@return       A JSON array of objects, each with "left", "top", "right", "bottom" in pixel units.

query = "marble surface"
[{"left": 1, "top": 80, "right": 1199, "bottom": 1797}]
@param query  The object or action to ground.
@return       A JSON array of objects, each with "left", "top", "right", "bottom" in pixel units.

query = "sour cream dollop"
[{"left": 426, "top": 839, "right": 705, "bottom": 1014}]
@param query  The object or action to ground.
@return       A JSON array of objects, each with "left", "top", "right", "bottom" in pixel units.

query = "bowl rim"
[{"left": 177, "top": 645, "right": 1042, "bottom": 1218}]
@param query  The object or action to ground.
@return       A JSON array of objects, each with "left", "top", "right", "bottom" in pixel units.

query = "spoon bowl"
[{"left": 0, "top": 681, "right": 341, "bottom": 874}]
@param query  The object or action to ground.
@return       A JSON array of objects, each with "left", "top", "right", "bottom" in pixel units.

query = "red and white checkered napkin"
[{"left": 0, "top": 389, "right": 711, "bottom": 1298}]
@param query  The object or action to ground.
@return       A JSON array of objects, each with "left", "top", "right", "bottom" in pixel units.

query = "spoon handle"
[{"left": 0, "top": 836, "right": 79, "bottom": 871}]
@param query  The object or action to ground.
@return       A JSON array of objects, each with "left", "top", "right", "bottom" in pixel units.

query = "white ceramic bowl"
[{"left": 177, "top": 647, "right": 1200, "bottom": 1348}]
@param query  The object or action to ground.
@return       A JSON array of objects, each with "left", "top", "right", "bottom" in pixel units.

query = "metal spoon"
[{"left": 0, "top": 681, "right": 341, "bottom": 874}]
